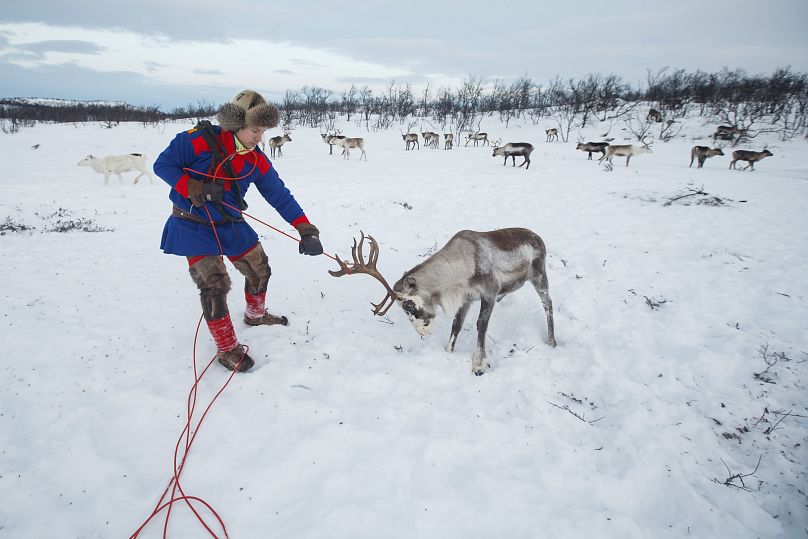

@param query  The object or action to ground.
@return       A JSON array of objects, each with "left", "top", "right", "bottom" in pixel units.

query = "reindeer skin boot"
[
  {"left": 244, "top": 291, "right": 289, "bottom": 326},
  {"left": 207, "top": 314, "right": 254, "bottom": 372}
]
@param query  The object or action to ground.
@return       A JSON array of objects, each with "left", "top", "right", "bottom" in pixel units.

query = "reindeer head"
[
  {"left": 328, "top": 233, "right": 438, "bottom": 336},
  {"left": 392, "top": 273, "right": 437, "bottom": 336}
]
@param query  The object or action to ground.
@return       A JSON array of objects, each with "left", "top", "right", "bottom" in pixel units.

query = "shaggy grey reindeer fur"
[{"left": 393, "top": 228, "right": 556, "bottom": 375}]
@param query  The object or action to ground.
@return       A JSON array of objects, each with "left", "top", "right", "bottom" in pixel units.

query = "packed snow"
[{"left": 1, "top": 113, "right": 806, "bottom": 538}]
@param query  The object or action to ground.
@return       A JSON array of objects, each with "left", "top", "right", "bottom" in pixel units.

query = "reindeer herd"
[{"left": 247, "top": 114, "right": 775, "bottom": 175}]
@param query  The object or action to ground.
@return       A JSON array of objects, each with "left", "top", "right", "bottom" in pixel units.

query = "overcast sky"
[{"left": 2, "top": 1, "right": 807, "bottom": 110}]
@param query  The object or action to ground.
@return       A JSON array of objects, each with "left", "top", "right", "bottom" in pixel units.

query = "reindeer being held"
[{"left": 330, "top": 230, "right": 556, "bottom": 376}]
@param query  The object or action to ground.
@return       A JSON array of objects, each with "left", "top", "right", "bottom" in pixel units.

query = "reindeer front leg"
[
  {"left": 447, "top": 301, "right": 471, "bottom": 352},
  {"left": 472, "top": 297, "right": 495, "bottom": 375}
]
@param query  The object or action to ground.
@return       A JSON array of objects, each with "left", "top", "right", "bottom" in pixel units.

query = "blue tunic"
[{"left": 154, "top": 125, "right": 308, "bottom": 257}]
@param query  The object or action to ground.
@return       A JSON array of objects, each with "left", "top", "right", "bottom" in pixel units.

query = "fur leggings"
[{"left": 187, "top": 242, "right": 271, "bottom": 321}]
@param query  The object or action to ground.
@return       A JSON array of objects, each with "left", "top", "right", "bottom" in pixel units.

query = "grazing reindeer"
[
  {"left": 465, "top": 132, "right": 489, "bottom": 147},
  {"left": 545, "top": 128, "right": 559, "bottom": 142},
  {"left": 729, "top": 149, "right": 773, "bottom": 171},
  {"left": 267, "top": 132, "right": 292, "bottom": 158},
  {"left": 329, "top": 230, "right": 556, "bottom": 376},
  {"left": 713, "top": 125, "right": 744, "bottom": 141},
  {"left": 492, "top": 141, "right": 534, "bottom": 170},
  {"left": 321, "top": 131, "right": 346, "bottom": 155},
  {"left": 402, "top": 133, "right": 419, "bottom": 150},
  {"left": 689, "top": 146, "right": 724, "bottom": 168},
  {"left": 332, "top": 136, "right": 367, "bottom": 160},
  {"left": 647, "top": 109, "right": 663, "bottom": 123},
  {"left": 598, "top": 143, "right": 652, "bottom": 167},
  {"left": 576, "top": 142, "right": 609, "bottom": 160},
  {"left": 421, "top": 131, "right": 440, "bottom": 149},
  {"left": 444, "top": 133, "right": 454, "bottom": 150}
]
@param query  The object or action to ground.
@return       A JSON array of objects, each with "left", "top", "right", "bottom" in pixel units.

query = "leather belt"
[{"left": 172, "top": 206, "right": 243, "bottom": 226}]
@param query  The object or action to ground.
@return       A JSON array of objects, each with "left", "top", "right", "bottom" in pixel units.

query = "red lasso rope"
[{"left": 131, "top": 149, "right": 265, "bottom": 538}]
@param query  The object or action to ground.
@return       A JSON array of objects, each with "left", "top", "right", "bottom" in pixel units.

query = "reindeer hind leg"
[{"left": 530, "top": 269, "right": 556, "bottom": 347}]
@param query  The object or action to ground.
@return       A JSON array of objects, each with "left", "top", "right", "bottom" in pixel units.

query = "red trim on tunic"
[
  {"left": 188, "top": 255, "right": 205, "bottom": 267},
  {"left": 191, "top": 135, "right": 210, "bottom": 155},
  {"left": 175, "top": 174, "right": 191, "bottom": 197},
  {"left": 290, "top": 215, "right": 310, "bottom": 227}
]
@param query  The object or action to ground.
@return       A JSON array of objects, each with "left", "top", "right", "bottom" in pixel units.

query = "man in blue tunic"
[{"left": 154, "top": 90, "right": 322, "bottom": 372}]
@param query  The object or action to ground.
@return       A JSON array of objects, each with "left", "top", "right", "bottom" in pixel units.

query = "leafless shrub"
[{"left": 663, "top": 185, "right": 730, "bottom": 207}]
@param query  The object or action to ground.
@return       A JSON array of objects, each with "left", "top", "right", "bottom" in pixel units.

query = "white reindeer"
[
  {"left": 78, "top": 154, "right": 153, "bottom": 185},
  {"left": 465, "top": 132, "right": 489, "bottom": 147},
  {"left": 321, "top": 131, "right": 346, "bottom": 155},
  {"left": 332, "top": 136, "right": 367, "bottom": 160},
  {"left": 598, "top": 143, "right": 652, "bottom": 167}
]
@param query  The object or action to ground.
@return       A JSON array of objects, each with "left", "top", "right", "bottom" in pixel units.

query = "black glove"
[
  {"left": 295, "top": 223, "right": 323, "bottom": 256},
  {"left": 187, "top": 178, "right": 224, "bottom": 208}
]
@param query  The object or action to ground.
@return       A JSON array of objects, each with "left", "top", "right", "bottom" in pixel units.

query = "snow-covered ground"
[{"left": 1, "top": 113, "right": 806, "bottom": 538}]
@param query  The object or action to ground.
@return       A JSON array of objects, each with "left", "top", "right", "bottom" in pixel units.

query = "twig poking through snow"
[{"left": 715, "top": 454, "right": 763, "bottom": 491}]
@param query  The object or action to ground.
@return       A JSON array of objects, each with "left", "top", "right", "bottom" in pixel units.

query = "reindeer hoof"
[{"left": 472, "top": 362, "right": 490, "bottom": 376}]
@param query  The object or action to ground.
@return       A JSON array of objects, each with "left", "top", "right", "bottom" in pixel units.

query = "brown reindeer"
[
  {"left": 492, "top": 141, "right": 534, "bottom": 170},
  {"left": 729, "top": 149, "right": 773, "bottom": 171},
  {"left": 402, "top": 133, "right": 419, "bottom": 150},
  {"left": 465, "top": 132, "right": 489, "bottom": 147},
  {"left": 545, "top": 128, "right": 559, "bottom": 142},
  {"left": 268, "top": 133, "right": 291, "bottom": 158},
  {"left": 443, "top": 133, "right": 454, "bottom": 150},
  {"left": 647, "top": 109, "right": 663, "bottom": 123},
  {"left": 689, "top": 146, "right": 724, "bottom": 168},
  {"left": 713, "top": 125, "right": 744, "bottom": 142},
  {"left": 421, "top": 131, "right": 440, "bottom": 149},
  {"left": 576, "top": 142, "right": 609, "bottom": 160}
]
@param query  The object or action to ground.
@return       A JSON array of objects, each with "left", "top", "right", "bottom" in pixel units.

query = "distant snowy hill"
[{"left": 0, "top": 96, "right": 129, "bottom": 108}]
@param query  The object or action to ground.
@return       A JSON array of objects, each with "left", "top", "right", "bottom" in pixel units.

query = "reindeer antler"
[{"left": 329, "top": 232, "right": 398, "bottom": 316}]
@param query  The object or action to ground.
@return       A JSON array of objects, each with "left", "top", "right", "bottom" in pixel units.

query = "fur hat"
[{"left": 217, "top": 89, "right": 279, "bottom": 132}]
